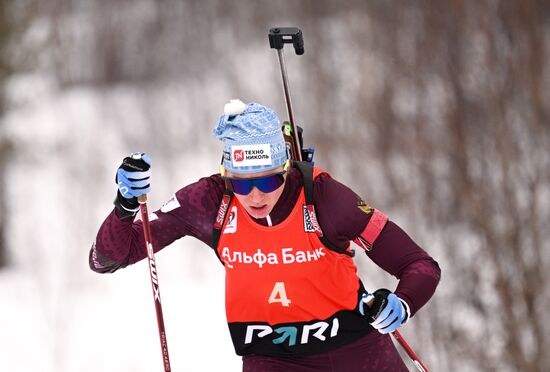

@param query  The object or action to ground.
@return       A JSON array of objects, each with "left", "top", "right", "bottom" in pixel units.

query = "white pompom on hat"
[
  {"left": 213, "top": 99, "right": 288, "bottom": 174},
  {"left": 223, "top": 99, "right": 247, "bottom": 116}
]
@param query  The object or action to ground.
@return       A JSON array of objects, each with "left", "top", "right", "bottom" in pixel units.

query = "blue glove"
[
  {"left": 114, "top": 152, "right": 152, "bottom": 217},
  {"left": 359, "top": 289, "right": 410, "bottom": 334}
]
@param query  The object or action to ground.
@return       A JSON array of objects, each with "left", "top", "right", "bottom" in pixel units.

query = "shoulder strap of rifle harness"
[
  {"left": 293, "top": 161, "right": 355, "bottom": 257},
  {"left": 210, "top": 188, "right": 234, "bottom": 263}
]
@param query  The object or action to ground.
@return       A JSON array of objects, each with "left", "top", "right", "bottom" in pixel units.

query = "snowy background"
[{"left": 0, "top": 1, "right": 549, "bottom": 371}]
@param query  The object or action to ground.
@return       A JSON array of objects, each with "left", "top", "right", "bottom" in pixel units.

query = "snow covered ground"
[{"left": 0, "top": 78, "right": 244, "bottom": 371}]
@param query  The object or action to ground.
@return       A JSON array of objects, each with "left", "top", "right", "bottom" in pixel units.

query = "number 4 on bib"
[{"left": 268, "top": 282, "right": 292, "bottom": 307}]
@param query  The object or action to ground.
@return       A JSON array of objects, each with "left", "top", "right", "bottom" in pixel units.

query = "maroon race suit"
[{"left": 90, "top": 166, "right": 441, "bottom": 371}]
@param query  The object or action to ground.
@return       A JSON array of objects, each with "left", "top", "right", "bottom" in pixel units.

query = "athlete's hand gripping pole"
[
  {"left": 131, "top": 154, "right": 171, "bottom": 372},
  {"left": 361, "top": 292, "right": 429, "bottom": 372}
]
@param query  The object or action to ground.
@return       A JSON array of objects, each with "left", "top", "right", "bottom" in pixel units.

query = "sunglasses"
[{"left": 223, "top": 171, "right": 286, "bottom": 195}]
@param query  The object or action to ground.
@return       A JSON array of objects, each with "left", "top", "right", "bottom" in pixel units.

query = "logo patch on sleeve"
[
  {"left": 160, "top": 194, "right": 181, "bottom": 213},
  {"left": 357, "top": 198, "right": 373, "bottom": 215}
]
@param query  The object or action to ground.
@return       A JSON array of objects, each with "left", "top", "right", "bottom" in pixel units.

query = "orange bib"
[{"left": 217, "top": 180, "right": 372, "bottom": 356}]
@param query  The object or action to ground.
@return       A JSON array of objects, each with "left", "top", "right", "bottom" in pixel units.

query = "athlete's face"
[{"left": 226, "top": 166, "right": 286, "bottom": 219}]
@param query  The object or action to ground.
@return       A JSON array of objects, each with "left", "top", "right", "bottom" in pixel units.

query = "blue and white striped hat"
[{"left": 213, "top": 99, "right": 288, "bottom": 174}]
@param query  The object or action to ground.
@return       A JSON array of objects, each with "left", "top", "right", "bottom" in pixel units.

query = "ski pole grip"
[
  {"left": 269, "top": 27, "right": 304, "bottom": 55},
  {"left": 138, "top": 194, "right": 148, "bottom": 204},
  {"left": 364, "top": 294, "right": 375, "bottom": 307}
]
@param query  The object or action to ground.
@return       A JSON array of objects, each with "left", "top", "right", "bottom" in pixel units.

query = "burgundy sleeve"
[
  {"left": 366, "top": 222, "right": 441, "bottom": 316},
  {"left": 89, "top": 174, "right": 225, "bottom": 273},
  {"left": 313, "top": 173, "right": 441, "bottom": 317}
]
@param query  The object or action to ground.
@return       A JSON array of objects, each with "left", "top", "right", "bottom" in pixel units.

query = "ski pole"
[
  {"left": 269, "top": 26, "right": 304, "bottom": 161},
  {"left": 392, "top": 329, "right": 429, "bottom": 372},
  {"left": 138, "top": 193, "right": 172, "bottom": 371}
]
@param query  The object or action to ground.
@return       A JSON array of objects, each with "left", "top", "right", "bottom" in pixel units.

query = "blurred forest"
[{"left": 1, "top": 1, "right": 549, "bottom": 371}]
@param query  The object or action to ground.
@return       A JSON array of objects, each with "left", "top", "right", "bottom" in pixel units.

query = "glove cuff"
[
  {"left": 398, "top": 297, "right": 411, "bottom": 325},
  {"left": 114, "top": 191, "right": 139, "bottom": 220}
]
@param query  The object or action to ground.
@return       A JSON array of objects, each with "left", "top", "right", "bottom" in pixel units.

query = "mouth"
[{"left": 249, "top": 204, "right": 268, "bottom": 216}]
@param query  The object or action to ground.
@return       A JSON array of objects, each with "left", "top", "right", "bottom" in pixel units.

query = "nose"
[{"left": 248, "top": 186, "right": 264, "bottom": 202}]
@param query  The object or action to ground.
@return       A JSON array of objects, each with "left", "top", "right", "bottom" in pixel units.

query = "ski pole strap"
[{"left": 353, "top": 209, "right": 388, "bottom": 251}]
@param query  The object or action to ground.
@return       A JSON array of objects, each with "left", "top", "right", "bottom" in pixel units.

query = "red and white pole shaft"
[
  {"left": 138, "top": 194, "right": 172, "bottom": 371},
  {"left": 391, "top": 329, "right": 429, "bottom": 372}
]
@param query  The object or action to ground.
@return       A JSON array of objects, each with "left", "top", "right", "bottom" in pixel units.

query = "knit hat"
[{"left": 213, "top": 99, "right": 288, "bottom": 174}]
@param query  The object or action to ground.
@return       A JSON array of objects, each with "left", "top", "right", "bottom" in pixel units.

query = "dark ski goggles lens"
[{"left": 226, "top": 171, "right": 286, "bottom": 195}]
